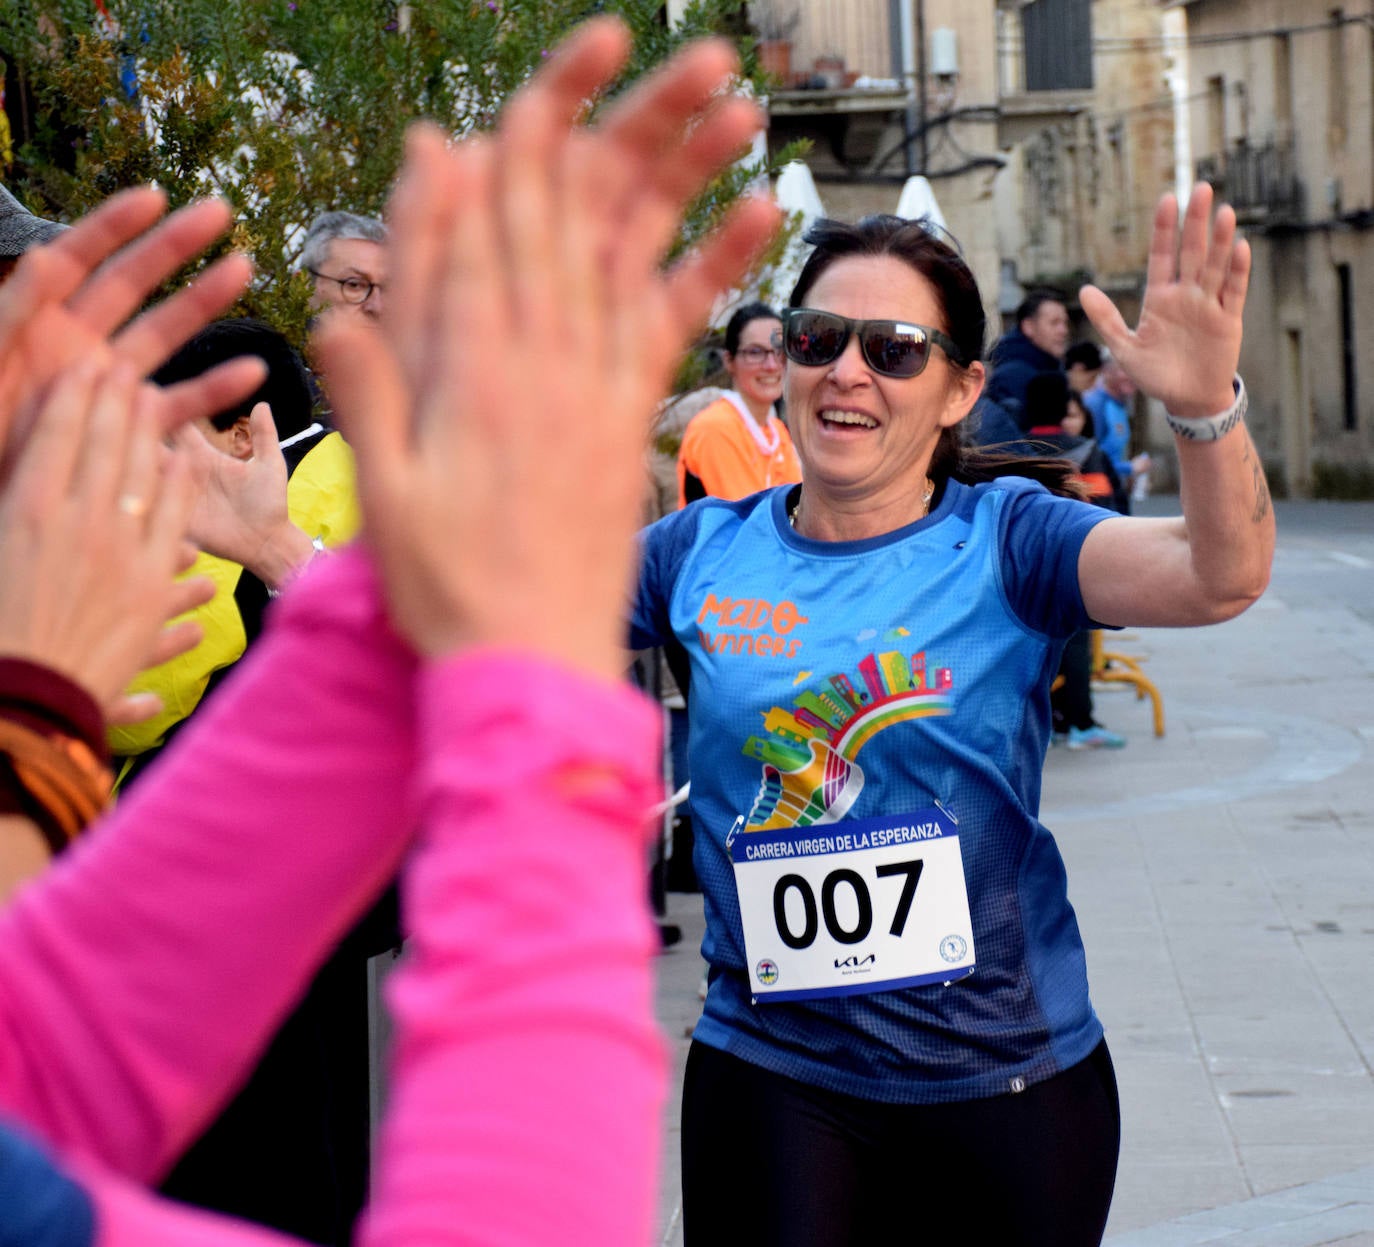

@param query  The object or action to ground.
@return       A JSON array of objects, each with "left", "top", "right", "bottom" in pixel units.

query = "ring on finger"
[{"left": 118, "top": 493, "right": 150, "bottom": 519}]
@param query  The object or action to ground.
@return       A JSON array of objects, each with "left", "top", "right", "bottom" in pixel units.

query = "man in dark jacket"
[{"left": 984, "top": 290, "right": 1069, "bottom": 431}]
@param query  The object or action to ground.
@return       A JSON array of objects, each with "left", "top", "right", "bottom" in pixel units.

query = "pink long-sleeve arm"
[
  {"left": 52, "top": 652, "right": 665, "bottom": 1247},
  {"left": 0, "top": 547, "right": 418, "bottom": 1182},
  {"left": 359, "top": 653, "right": 667, "bottom": 1247}
]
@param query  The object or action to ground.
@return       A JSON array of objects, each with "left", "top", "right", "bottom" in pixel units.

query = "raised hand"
[
  {"left": 0, "top": 362, "right": 213, "bottom": 722},
  {"left": 315, "top": 18, "right": 780, "bottom": 679},
  {"left": 173, "top": 403, "right": 316, "bottom": 590},
  {"left": 1080, "top": 182, "right": 1249, "bottom": 418},
  {"left": 0, "top": 190, "right": 263, "bottom": 457}
]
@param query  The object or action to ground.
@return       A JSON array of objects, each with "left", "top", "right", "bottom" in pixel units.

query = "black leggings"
[
  {"left": 681, "top": 1040, "right": 1120, "bottom": 1247},
  {"left": 1052, "top": 629, "right": 1095, "bottom": 732}
]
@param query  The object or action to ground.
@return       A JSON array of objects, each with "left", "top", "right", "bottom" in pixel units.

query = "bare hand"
[
  {"left": 0, "top": 189, "right": 264, "bottom": 459},
  {"left": 175, "top": 403, "right": 314, "bottom": 589},
  {"left": 315, "top": 18, "right": 780, "bottom": 678},
  {"left": 0, "top": 362, "right": 213, "bottom": 714},
  {"left": 105, "top": 541, "right": 216, "bottom": 726},
  {"left": 1080, "top": 182, "right": 1249, "bottom": 418}
]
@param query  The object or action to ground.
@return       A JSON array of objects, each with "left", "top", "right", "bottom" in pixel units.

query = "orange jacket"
[{"left": 677, "top": 394, "right": 802, "bottom": 509}]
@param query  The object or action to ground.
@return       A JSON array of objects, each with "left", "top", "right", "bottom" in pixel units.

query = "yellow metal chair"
[
  {"left": 1049, "top": 632, "right": 1167, "bottom": 738},
  {"left": 1090, "top": 630, "right": 1165, "bottom": 737}
]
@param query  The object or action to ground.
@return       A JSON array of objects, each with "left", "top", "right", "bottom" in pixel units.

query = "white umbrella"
[
  {"left": 894, "top": 175, "right": 948, "bottom": 230},
  {"left": 765, "top": 159, "right": 827, "bottom": 308}
]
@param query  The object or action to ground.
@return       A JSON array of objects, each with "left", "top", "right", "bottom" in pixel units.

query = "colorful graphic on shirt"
[
  {"left": 695, "top": 592, "right": 811, "bottom": 660},
  {"left": 741, "top": 632, "right": 953, "bottom": 832}
]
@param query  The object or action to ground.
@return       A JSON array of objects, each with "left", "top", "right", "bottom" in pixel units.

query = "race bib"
[{"left": 729, "top": 807, "right": 976, "bottom": 1002}]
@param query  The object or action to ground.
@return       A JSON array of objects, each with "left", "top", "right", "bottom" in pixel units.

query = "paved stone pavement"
[{"left": 651, "top": 499, "right": 1374, "bottom": 1246}]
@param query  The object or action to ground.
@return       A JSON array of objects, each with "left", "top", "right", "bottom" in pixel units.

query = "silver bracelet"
[
  {"left": 267, "top": 536, "right": 328, "bottom": 600},
  {"left": 1164, "top": 376, "right": 1247, "bottom": 442}
]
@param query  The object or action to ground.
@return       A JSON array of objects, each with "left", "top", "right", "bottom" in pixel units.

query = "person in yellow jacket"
[
  {"left": 109, "top": 319, "right": 359, "bottom": 780},
  {"left": 107, "top": 317, "right": 384, "bottom": 1246},
  {"left": 677, "top": 302, "right": 801, "bottom": 508}
]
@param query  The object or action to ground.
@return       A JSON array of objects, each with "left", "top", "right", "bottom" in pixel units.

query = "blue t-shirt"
[
  {"left": 632, "top": 478, "right": 1112, "bottom": 1103},
  {"left": 0, "top": 1118, "right": 95, "bottom": 1247}
]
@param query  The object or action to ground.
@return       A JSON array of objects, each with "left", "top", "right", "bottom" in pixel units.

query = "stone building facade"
[
  {"left": 1175, "top": 0, "right": 1374, "bottom": 495},
  {"left": 757, "top": 2, "right": 1176, "bottom": 382}
]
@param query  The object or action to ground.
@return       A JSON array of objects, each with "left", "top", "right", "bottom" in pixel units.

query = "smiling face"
[
  {"left": 784, "top": 254, "right": 983, "bottom": 530},
  {"left": 723, "top": 315, "right": 784, "bottom": 419}
]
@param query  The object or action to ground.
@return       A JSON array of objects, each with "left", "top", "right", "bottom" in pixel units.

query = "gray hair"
[{"left": 299, "top": 211, "right": 386, "bottom": 273}]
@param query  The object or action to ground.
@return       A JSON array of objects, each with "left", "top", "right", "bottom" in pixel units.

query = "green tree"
[{"left": 1, "top": 0, "right": 797, "bottom": 345}]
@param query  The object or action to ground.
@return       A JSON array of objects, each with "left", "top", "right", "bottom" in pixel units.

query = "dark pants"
[
  {"left": 1052, "top": 630, "right": 1095, "bottom": 732},
  {"left": 682, "top": 1039, "right": 1120, "bottom": 1247},
  {"left": 160, "top": 889, "right": 400, "bottom": 1246}
]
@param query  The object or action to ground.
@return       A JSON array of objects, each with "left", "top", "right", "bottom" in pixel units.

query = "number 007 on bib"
[{"left": 729, "top": 808, "right": 976, "bottom": 1002}]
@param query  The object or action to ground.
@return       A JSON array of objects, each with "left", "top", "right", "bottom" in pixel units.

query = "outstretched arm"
[
  {"left": 1077, "top": 183, "right": 1274, "bottom": 627},
  {"left": 0, "top": 14, "right": 777, "bottom": 1244},
  {"left": 0, "top": 363, "right": 216, "bottom": 894},
  {"left": 0, "top": 547, "right": 417, "bottom": 1182},
  {"left": 315, "top": 19, "right": 779, "bottom": 1247}
]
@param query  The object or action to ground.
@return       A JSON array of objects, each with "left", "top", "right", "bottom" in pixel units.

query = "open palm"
[
  {"left": 0, "top": 192, "right": 259, "bottom": 463},
  {"left": 316, "top": 21, "right": 780, "bottom": 676},
  {"left": 1080, "top": 183, "right": 1249, "bottom": 418}
]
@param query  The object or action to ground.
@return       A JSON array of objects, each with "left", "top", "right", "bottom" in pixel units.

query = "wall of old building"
[
  {"left": 1183, "top": 0, "right": 1374, "bottom": 494},
  {"left": 922, "top": 0, "right": 1004, "bottom": 340},
  {"left": 993, "top": 0, "right": 1174, "bottom": 302},
  {"left": 764, "top": 0, "right": 1006, "bottom": 350}
]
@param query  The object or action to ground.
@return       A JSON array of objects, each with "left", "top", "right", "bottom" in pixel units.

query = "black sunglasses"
[{"left": 780, "top": 308, "right": 965, "bottom": 378}]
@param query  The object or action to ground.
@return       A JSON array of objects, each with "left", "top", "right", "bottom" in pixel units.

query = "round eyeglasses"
[
  {"left": 307, "top": 268, "right": 384, "bottom": 306},
  {"left": 732, "top": 345, "right": 785, "bottom": 365}
]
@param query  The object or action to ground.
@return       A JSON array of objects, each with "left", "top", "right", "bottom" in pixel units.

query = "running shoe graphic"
[
  {"left": 745, "top": 737, "right": 865, "bottom": 830},
  {"left": 739, "top": 645, "right": 954, "bottom": 833}
]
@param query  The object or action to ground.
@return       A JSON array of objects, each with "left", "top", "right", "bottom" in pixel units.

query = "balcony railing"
[{"left": 1196, "top": 138, "right": 1304, "bottom": 225}]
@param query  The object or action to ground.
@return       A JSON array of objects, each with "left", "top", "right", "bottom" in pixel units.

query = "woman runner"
[{"left": 634, "top": 187, "right": 1270, "bottom": 1245}]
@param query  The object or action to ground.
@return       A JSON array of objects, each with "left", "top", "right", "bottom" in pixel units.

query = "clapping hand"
[
  {"left": 173, "top": 404, "right": 316, "bottom": 591},
  {"left": 316, "top": 18, "right": 781, "bottom": 678},
  {"left": 0, "top": 190, "right": 263, "bottom": 460},
  {"left": 0, "top": 362, "right": 212, "bottom": 724}
]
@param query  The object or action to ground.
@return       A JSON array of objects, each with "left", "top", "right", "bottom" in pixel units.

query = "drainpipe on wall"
[
  {"left": 897, "top": 0, "right": 924, "bottom": 176},
  {"left": 1163, "top": 7, "right": 1192, "bottom": 211}
]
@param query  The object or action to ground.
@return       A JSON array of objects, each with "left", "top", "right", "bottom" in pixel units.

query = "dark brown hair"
[
  {"left": 790, "top": 216, "right": 1084, "bottom": 499},
  {"left": 153, "top": 318, "right": 314, "bottom": 440},
  {"left": 724, "top": 301, "right": 780, "bottom": 354}
]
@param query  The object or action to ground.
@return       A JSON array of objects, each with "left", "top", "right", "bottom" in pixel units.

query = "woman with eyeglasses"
[
  {"left": 675, "top": 301, "right": 801, "bottom": 508},
  {"left": 633, "top": 187, "right": 1271, "bottom": 1245}
]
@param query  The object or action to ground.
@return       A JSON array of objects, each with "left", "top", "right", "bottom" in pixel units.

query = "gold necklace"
[{"left": 788, "top": 479, "right": 935, "bottom": 531}]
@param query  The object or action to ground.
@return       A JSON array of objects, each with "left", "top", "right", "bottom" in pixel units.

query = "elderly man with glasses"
[{"left": 300, "top": 210, "right": 387, "bottom": 322}]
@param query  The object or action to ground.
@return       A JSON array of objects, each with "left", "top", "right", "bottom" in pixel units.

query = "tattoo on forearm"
[{"left": 1241, "top": 435, "right": 1271, "bottom": 523}]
